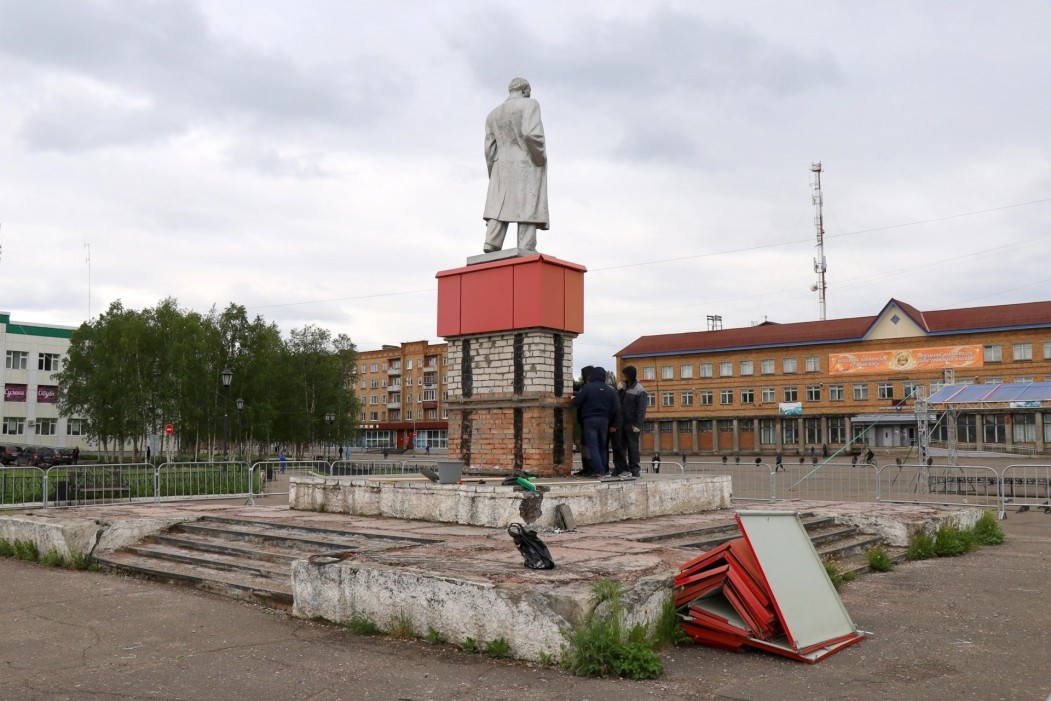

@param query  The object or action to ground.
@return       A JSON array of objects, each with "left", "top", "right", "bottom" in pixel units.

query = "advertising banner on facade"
[
  {"left": 829, "top": 345, "right": 983, "bottom": 375},
  {"left": 4, "top": 384, "right": 27, "bottom": 402},
  {"left": 779, "top": 402, "right": 803, "bottom": 416},
  {"left": 37, "top": 385, "right": 58, "bottom": 403}
]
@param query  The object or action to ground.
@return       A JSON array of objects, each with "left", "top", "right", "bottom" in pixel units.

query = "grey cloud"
[{"left": 0, "top": 0, "right": 412, "bottom": 152}]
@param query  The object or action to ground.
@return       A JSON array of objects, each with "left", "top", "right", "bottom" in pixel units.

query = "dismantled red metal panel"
[{"left": 675, "top": 510, "right": 864, "bottom": 664}]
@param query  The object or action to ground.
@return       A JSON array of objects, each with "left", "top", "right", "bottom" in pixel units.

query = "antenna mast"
[{"left": 810, "top": 162, "right": 828, "bottom": 320}]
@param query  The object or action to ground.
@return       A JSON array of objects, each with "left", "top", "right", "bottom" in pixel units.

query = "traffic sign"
[{"left": 164, "top": 424, "right": 174, "bottom": 436}]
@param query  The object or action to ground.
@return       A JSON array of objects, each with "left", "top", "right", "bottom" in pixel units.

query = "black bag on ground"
[{"left": 508, "top": 523, "right": 555, "bottom": 570}]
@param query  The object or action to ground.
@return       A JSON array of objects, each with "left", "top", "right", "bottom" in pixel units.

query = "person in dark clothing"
[
  {"left": 574, "top": 366, "right": 596, "bottom": 476},
  {"left": 613, "top": 365, "right": 647, "bottom": 477},
  {"left": 571, "top": 366, "right": 619, "bottom": 477}
]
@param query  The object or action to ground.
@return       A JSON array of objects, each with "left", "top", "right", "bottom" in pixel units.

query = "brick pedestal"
[{"left": 437, "top": 254, "right": 585, "bottom": 476}]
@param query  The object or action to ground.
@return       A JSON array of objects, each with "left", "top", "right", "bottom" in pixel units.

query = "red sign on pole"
[{"left": 164, "top": 424, "right": 174, "bottom": 436}]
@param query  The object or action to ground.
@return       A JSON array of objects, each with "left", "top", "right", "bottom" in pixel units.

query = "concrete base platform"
[
  {"left": 288, "top": 474, "right": 732, "bottom": 528},
  {"left": 0, "top": 499, "right": 983, "bottom": 663}
]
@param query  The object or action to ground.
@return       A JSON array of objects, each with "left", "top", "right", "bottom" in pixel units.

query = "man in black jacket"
[
  {"left": 571, "top": 366, "right": 619, "bottom": 477},
  {"left": 616, "top": 366, "right": 648, "bottom": 477}
]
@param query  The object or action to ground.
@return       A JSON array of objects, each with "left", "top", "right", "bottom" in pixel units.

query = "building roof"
[{"left": 617, "top": 299, "right": 1051, "bottom": 358}]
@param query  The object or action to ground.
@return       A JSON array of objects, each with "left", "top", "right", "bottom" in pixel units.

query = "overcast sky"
[{"left": 2, "top": 1, "right": 1050, "bottom": 372}]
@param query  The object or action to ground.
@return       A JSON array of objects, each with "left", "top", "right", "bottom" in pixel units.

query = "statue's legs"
[
  {"left": 516, "top": 223, "right": 537, "bottom": 252},
  {"left": 484, "top": 219, "right": 508, "bottom": 252}
]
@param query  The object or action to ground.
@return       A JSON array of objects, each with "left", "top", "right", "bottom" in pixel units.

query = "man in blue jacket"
[{"left": 571, "top": 366, "right": 619, "bottom": 477}]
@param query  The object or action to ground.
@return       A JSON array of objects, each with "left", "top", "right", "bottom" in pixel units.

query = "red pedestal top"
[{"left": 436, "top": 254, "right": 585, "bottom": 337}]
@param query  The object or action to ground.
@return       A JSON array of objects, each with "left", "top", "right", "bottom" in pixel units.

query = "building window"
[
  {"left": 805, "top": 385, "right": 821, "bottom": 401},
  {"left": 740, "top": 360, "right": 754, "bottom": 376},
  {"left": 829, "top": 384, "right": 845, "bottom": 401},
  {"left": 719, "top": 362, "right": 733, "bottom": 377},
  {"left": 853, "top": 384, "right": 869, "bottom": 400},
  {"left": 739, "top": 418, "right": 754, "bottom": 432},
  {"left": 877, "top": 383, "right": 894, "bottom": 399},
  {"left": 643, "top": 367, "right": 656, "bottom": 381},
  {"left": 718, "top": 419, "right": 734, "bottom": 434},
  {"left": 699, "top": 363, "right": 713, "bottom": 378},
  {"left": 661, "top": 366, "right": 674, "bottom": 380},
  {"left": 389, "top": 410, "right": 400, "bottom": 421},
  {"left": 1016, "top": 377, "right": 1034, "bottom": 384},
  {"left": 38, "top": 353, "right": 61, "bottom": 372},
  {"left": 406, "top": 377, "right": 414, "bottom": 386},
  {"left": 697, "top": 419, "right": 712, "bottom": 433},
  {"left": 1013, "top": 343, "right": 1033, "bottom": 361},
  {"left": 782, "top": 358, "right": 797, "bottom": 374},
  {"left": 1045, "top": 342, "right": 1051, "bottom": 360},
  {"left": 370, "top": 363, "right": 378, "bottom": 372},
  {"left": 720, "top": 389, "right": 733, "bottom": 405},
  {"left": 370, "top": 379, "right": 379, "bottom": 389},
  {"left": 984, "top": 377, "right": 1002, "bottom": 385},
  {"left": 662, "top": 391, "right": 674, "bottom": 407},
  {"left": 805, "top": 356, "right": 820, "bottom": 373},
  {"left": 680, "top": 364, "right": 693, "bottom": 379},
  {"left": 902, "top": 381, "right": 921, "bottom": 399},
  {"left": 406, "top": 410, "right": 414, "bottom": 421},
  {"left": 67, "top": 418, "right": 86, "bottom": 436},
  {"left": 678, "top": 419, "right": 693, "bottom": 432},
  {"left": 760, "top": 359, "right": 775, "bottom": 375},
  {"left": 700, "top": 390, "right": 713, "bottom": 406},
  {"left": 660, "top": 420, "right": 673, "bottom": 434},
  {"left": 422, "top": 389, "right": 437, "bottom": 401},
  {"left": 35, "top": 418, "right": 57, "bottom": 436},
  {"left": 761, "top": 387, "right": 775, "bottom": 403},
  {"left": 406, "top": 360, "right": 414, "bottom": 370},
  {"left": 1013, "top": 413, "right": 1036, "bottom": 442},
  {"left": 369, "top": 395, "right": 378, "bottom": 405},
  {"left": 983, "top": 345, "right": 1002, "bottom": 362},
  {"left": 759, "top": 419, "right": 777, "bottom": 445},
  {"left": 983, "top": 414, "right": 1005, "bottom": 444},
  {"left": 2, "top": 418, "right": 25, "bottom": 435},
  {"left": 783, "top": 386, "right": 798, "bottom": 402},
  {"left": 828, "top": 417, "right": 846, "bottom": 444},
  {"left": 804, "top": 418, "right": 822, "bottom": 444},
  {"left": 741, "top": 388, "right": 755, "bottom": 404},
  {"left": 647, "top": 394, "right": 656, "bottom": 407},
  {"left": 5, "top": 351, "right": 28, "bottom": 370},
  {"left": 1045, "top": 414, "right": 1051, "bottom": 442},
  {"left": 782, "top": 418, "right": 799, "bottom": 445},
  {"left": 680, "top": 391, "right": 694, "bottom": 407}
]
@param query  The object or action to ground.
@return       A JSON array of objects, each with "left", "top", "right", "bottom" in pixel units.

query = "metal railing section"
[
  {"left": 778, "top": 461, "right": 880, "bottom": 504},
  {"left": 877, "top": 463, "right": 1002, "bottom": 511},
  {"left": 42, "top": 462, "right": 254, "bottom": 508},
  {"left": 1000, "top": 463, "right": 1051, "bottom": 513},
  {"left": 684, "top": 460, "right": 772, "bottom": 502},
  {"left": 0, "top": 466, "right": 46, "bottom": 509}
]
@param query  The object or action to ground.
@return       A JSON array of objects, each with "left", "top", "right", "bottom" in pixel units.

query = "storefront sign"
[
  {"left": 779, "top": 402, "right": 803, "bottom": 416},
  {"left": 4, "top": 384, "right": 27, "bottom": 402},
  {"left": 37, "top": 385, "right": 58, "bottom": 403}
]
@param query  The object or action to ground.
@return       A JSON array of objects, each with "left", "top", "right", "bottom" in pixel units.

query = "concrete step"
[
  {"left": 96, "top": 550, "right": 294, "bottom": 610},
  {"left": 152, "top": 532, "right": 308, "bottom": 565},
  {"left": 646, "top": 514, "right": 833, "bottom": 550},
  {"left": 125, "top": 541, "right": 292, "bottom": 579}
]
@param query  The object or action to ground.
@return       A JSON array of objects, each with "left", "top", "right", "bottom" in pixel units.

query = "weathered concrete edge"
[
  {"left": 289, "top": 475, "right": 733, "bottom": 528},
  {"left": 0, "top": 513, "right": 198, "bottom": 559},
  {"left": 291, "top": 558, "right": 673, "bottom": 662},
  {"left": 832, "top": 507, "right": 984, "bottom": 547}
]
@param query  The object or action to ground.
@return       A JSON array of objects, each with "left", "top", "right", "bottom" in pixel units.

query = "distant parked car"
[
  {"left": 0, "top": 445, "right": 17, "bottom": 465},
  {"left": 28, "top": 447, "right": 73, "bottom": 468}
]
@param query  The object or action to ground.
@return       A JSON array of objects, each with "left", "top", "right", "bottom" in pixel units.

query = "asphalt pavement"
[{"left": 1, "top": 506, "right": 1049, "bottom": 700}]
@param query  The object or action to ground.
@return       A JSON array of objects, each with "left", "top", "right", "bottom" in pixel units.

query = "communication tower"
[{"left": 810, "top": 162, "right": 828, "bottom": 320}]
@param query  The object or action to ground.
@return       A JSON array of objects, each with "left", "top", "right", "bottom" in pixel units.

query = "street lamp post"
[
  {"left": 221, "top": 367, "right": 233, "bottom": 459},
  {"left": 325, "top": 412, "right": 336, "bottom": 460},
  {"left": 235, "top": 397, "right": 245, "bottom": 457}
]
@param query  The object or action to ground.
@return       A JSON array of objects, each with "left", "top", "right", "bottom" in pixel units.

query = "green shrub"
[
  {"left": 907, "top": 532, "right": 936, "bottom": 560},
  {"left": 823, "top": 558, "right": 847, "bottom": 589},
  {"left": 865, "top": 546, "right": 894, "bottom": 572},
  {"left": 562, "top": 580, "right": 663, "bottom": 680},
  {"left": 42, "top": 547, "right": 65, "bottom": 568},
  {"left": 0, "top": 539, "right": 14, "bottom": 558},
  {"left": 973, "top": 510, "right": 1005, "bottom": 546},
  {"left": 387, "top": 610, "right": 414, "bottom": 639},
  {"left": 347, "top": 612, "right": 381, "bottom": 636},
  {"left": 68, "top": 549, "right": 93, "bottom": 571},
  {"left": 461, "top": 636, "right": 478, "bottom": 653},
  {"left": 13, "top": 539, "right": 39, "bottom": 561},
  {"left": 652, "top": 597, "right": 690, "bottom": 646},
  {"left": 538, "top": 650, "right": 555, "bottom": 666},
  {"left": 426, "top": 626, "right": 447, "bottom": 645},
  {"left": 933, "top": 523, "right": 975, "bottom": 557},
  {"left": 485, "top": 637, "right": 511, "bottom": 658}
]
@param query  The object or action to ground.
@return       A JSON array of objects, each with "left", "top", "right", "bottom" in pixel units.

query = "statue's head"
[{"left": 508, "top": 77, "right": 531, "bottom": 97}]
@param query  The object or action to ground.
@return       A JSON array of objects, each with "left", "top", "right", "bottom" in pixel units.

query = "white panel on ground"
[{"left": 736, "top": 510, "right": 858, "bottom": 652}]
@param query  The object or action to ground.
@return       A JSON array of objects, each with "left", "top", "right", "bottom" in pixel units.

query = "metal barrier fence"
[
  {"left": 41, "top": 462, "right": 255, "bottom": 509},
  {"left": 876, "top": 463, "right": 1002, "bottom": 511},
  {"left": 1000, "top": 464, "right": 1051, "bottom": 512},
  {"left": 0, "top": 466, "right": 46, "bottom": 509},
  {"left": 778, "top": 462, "right": 880, "bottom": 504},
  {"left": 684, "top": 460, "right": 772, "bottom": 502}
]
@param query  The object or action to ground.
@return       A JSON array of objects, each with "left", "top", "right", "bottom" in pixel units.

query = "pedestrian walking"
[
  {"left": 775, "top": 450, "right": 784, "bottom": 472},
  {"left": 279, "top": 450, "right": 287, "bottom": 474},
  {"left": 651, "top": 453, "right": 661, "bottom": 474}
]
